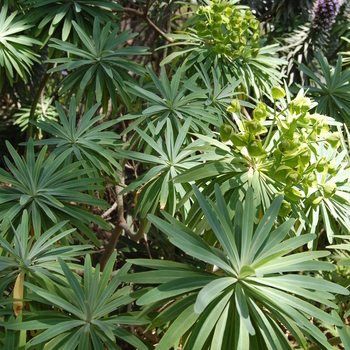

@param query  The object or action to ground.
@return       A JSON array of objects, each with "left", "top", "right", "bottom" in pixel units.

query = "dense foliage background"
[{"left": 1, "top": 0, "right": 350, "bottom": 349}]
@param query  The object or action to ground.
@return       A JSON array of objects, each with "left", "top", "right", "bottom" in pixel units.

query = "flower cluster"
[
  {"left": 196, "top": 0, "right": 260, "bottom": 58},
  {"left": 312, "top": 0, "right": 340, "bottom": 30},
  {"left": 221, "top": 88, "right": 341, "bottom": 215}
]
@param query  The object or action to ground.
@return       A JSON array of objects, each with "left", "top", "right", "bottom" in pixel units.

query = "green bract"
[
  {"left": 160, "top": 3, "right": 286, "bottom": 99},
  {"left": 174, "top": 89, "right": 350, "bottom": 242},
  {"left": 271, "top": 86, "right": 286, "bottom": 100}
]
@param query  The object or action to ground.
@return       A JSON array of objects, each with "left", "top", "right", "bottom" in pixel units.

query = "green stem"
[
  {"left": 263, "top": 100, "right": 277, "bottom": 149},
  {"left": 263, "top": 104, "right": 290, "bottom": 149}
]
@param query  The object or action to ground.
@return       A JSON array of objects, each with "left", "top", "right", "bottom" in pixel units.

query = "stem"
[
  {"left": 144, "top": 0, "right": 151, "bottom": 15},
  {"left": 26, "top": 61, "right": 56, "bottom": 142},
  {"left": 99, "top": 223, "right": 123, "bottom": 271},
  {"left": 122, "top": 7, "right": 174, "bottom": 43},
  {"left": 99, "top": 135, "right": 142, "bottom": 271},
  {"left": 26, "top": 73, "right": 51, "bottom": 141},
  {"left": 263, "top": 100, "right": 277, "bottom": 149}
]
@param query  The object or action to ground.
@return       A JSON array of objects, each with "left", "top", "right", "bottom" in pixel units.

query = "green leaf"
[
  {"left": 194, "top": 277, "right": 236, "bottom": 314},
  {"left": 235, "top": 283, "right": 255, "bottom": 335},
  {"left": 137, "top": 276, "right": 216, "bottom": 306},
  {"left": 156, "top": 304, "right": 199, "bottom": 350}
]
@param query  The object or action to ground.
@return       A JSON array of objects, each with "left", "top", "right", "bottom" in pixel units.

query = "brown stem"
[
  {"left": 120, "top": 217, "right": 146, "bottom": 242},
  {"left": 99, "top": 135, "right": 142, "bottom": 270},
  {"left": 122, "top": 7, "right": 173, "bottom": 43},
  {"left": 99, "top": 223, "right": 123, "bottom": 271},
  {"left": 144, "top": 0, "right": 151, "bottom": 15}
]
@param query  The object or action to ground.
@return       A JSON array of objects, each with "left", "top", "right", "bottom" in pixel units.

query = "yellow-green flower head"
[
  {"left": 326, "top": 132, "right": 341, "bottom": 149},
  {"left": 227, "top": 98, "right": 240, "bottom": 113},
  {"left": 322, "top": 183, "right": 337, "bottom": 198},
  {"left": 271, "top": 86, "right": 286, "bottom": 100},
  {"left": 278, "top": 200, "right": 291, "bottom": 217},
  {"left": 220, "top": 124, "right": 233, "bottom": 142}
]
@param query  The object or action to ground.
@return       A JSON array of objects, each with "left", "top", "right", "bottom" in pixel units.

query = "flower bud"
[
  {"left": 285, "top": 187, "right": 303, "bottom": 201},
  {"left": 240, "top": 20, "right": 248, "bottom": 31},
  {"left": 220, "top": 124, "right": 233, "bottom": 142},
  {"left": 285, "top": 171, "right": 300, "bottom": 187},
  {"left": 245, "top": 9, "right": 254, "bottom": 20},
  {"left": 278, "top": 139, "right": 291, "bottom": 153},
  {"left": 212, "top": 27, "right": 223, "bottom": 41},
  {"left": 227, "top": 98, "right": 240, "bottom": 113},
  {"left": 245, "top": 121, "right": 267, "bottom": 136},
  {"left": 322, "top": 183, "right": 337, "bottom": 198},
  {"left": 328, "top": 159, "right": 336, "bottom": 177},
  {"left": 309, "top": 192, "right": 323, "bottom": 211},
  {"left": 247, "top": 139, "right": 265, "bottom": 157},
  {"left": 326, "top": 132, "right": 341, "bottom": 149},
  {"left": 305, "top": 173, "right": 318, "bottom": 187},
  {"left": 278, "top": 200, "right": 291, "bottom": 217},
  {"left": 316, "top": 157, "right": 328, "bottom": 173},
  {"left": 213, "top": 13, "right": 222, "bottom": 24},
  {"left": 251, "top": 32, "right": 260, "bottom": 43},
  {"left": 225, "top": 7, "right": 233, "bottom": 16},
  {"left": 299, "top": 149, "right": 311, "bottom": 166},
  {"left": 196, "top": 20, "right": 207, "bottom": 33},
  {"left": 271, "top": 86, "right": 286, "bottom": 100},
  {"left": 253, "top": 106, "right": 266, "bottom": 121},
  {"left": 214, "top": 43, "right": 226, "bottom": 54},
  {"left": 230, "top": 133, "right": 249, "bottom": 147},
  {"left": 274, "top": 165, "right": 292, "bottom": 183},
  {"left": 231, "top": 33, "right": 240, "bottom": 44},
  {"left": 250, "top": 19, "right": 259, "bottom": 30}
]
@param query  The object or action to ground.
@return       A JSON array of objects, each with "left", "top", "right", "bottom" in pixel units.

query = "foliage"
[
  {"left": 0, "top": 2, "right": 41, "bottom": 92},
  {"left": 13, "top": 95, "right": 58, "bottom": 135},
  {"left": 31, "top": 97, "right": 124, "bottom": 177},
  {"left": 0, "top": 138, "right": 109, "bottom": 244},
  {"left": 23, "top": 0, "right": 122, "bottom": 45},
  {"left": 160, "top": 1, "right": 286, "bottom": 98},
  {"left": 118, "top": 118, "right": 226, "bottom": 222},
  {"left": 124, "top": 186, "right": 348, "bottom": 349},
  {"left": 297, "top": 52, "right": 350, "bottom": 124},
  {"left": 1, "top": 253, "right": 152, "bottom": 350},
  {"left": 121, "top": 66, "right": 225, "bottom": 135},
  {"left": 0, "top": 210, "right": 90, "bottom": 311},
  {"left": 174, "top": 88, "right": 350, "bottom": 243},
  {"left": 47, "top": 18, "right": 149, "bottom": 111},
  {"left": 1, "top": 0, "right": 350, "bottom": 349}
]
